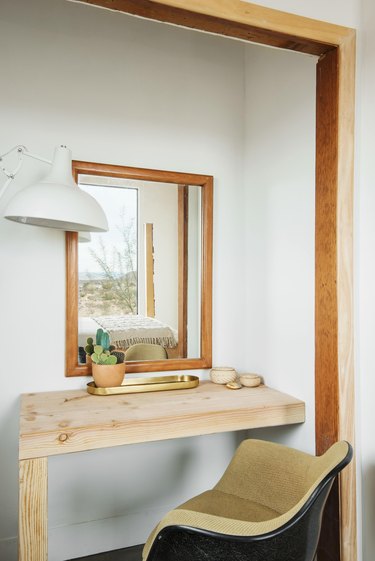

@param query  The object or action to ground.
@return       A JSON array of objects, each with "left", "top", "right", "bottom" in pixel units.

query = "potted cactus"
[
  {"left": 90, "top": 330, "right": 126, "bottom": 388},
  {"left": 85, "top": 328, "right": 116, "bottom": 365}
]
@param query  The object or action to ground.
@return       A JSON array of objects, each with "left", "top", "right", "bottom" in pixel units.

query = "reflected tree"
[{"left": 79, "top": 210, "right": 137, "bottom": 316}]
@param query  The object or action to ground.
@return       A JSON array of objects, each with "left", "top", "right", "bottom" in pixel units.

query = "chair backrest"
[
  {"left": 215, "top": 439, "right": 352, "bottom": 516},
  {"left": 125, "top": 343, "right": 168, "bottom": 361}
]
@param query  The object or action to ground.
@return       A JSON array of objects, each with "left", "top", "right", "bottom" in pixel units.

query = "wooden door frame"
[{"left": 73, "top": 2, "right": 357, "bottom": 560}]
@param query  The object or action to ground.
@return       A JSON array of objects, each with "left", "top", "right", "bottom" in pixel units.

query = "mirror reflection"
[{"left": 76, "top": 174, "right": 202, "bottom": 363}]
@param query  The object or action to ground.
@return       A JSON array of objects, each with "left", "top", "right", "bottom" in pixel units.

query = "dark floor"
[{"left": 68, "top": 544, "right": 143, "bottom": 561}]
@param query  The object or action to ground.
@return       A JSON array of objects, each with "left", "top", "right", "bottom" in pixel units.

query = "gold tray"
[{"left": 87, "top": 374, "right": 199, "bottom": 395}]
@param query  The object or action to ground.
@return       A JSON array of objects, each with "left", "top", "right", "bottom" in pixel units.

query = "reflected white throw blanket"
[{"left": 78, "top": 315, "right": 178, "bottom": 349}]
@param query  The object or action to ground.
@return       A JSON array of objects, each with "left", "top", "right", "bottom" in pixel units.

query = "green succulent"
[
  {"left": 101, "top": 330, "right": 110, "bottom": 351},
  {"left": 91, "top": 345, "right": 118, "bottom": 365},
  {"left": 85, "top": 337, "right": 94, "bottom": 356},
  {"left": 94, "top": 328, "right": 113, "bottom": 352},
  {"left": 111, "top": 350, "right": 125, "bottom": 364},
  {"left": 96, "top": 328, "right": 104, "bottom": 346}
]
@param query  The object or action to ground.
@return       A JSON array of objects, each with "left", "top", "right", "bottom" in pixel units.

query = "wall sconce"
[{"left": 0, "top": 144, "right": 108, "bottom": 232}]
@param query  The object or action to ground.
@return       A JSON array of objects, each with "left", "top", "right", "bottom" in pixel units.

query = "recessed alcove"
[
  {"left": 49, "top": 6, "right": 316, "bottom": 557},
  {"left": 52, "top": 5, "right": 316, "bottom": 560}
]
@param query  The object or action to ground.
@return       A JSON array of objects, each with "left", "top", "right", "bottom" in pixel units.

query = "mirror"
[{"left": 66, "top": 161, "right": 213, "bottom": 376}]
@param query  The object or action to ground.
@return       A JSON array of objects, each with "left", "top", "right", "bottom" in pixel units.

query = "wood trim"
[
  {"left": 66, "top": 3, "right": 356, "bottom": 560},
  {"left": 315, "top": 33, "right": 356, "bottom": 561},
  {"left": 65, "top": 232, "right": 80, "bottom": 377},
  {"left": 201, "top": 175, "right": 213, "bottom": 368},
  {"left": 19, "top": 458, "right": 48, "bottom": 561},
  {"left": 76, "top": 0, "right": 353, "bottom": 54},
  {"left": 315, "top": 46, "right": 340, "bottom": 561},
  {"left": 66, "top": 162, "right": 213, "bottom": 376},
  {"left": 71, "top": 160, "right": 211, "bottom": 186},
  {"left": 145, "top": 223, "right": 155, "bottom": 318},
  {"left": 178, "top": 185, "right": 189, "bottom": 358},
  {"left": 336, "top": 33, "right": 357, "bottom": 561},
  {"left": 315, "top": 47, "right": 340, "bottom": 459}
]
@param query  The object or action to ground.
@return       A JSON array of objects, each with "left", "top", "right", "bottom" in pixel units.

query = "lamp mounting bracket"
[{"left": 0, "top": 145, "right": 52, "bottom": 200}]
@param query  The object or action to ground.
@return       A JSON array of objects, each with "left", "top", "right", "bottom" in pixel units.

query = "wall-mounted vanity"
[
  {"left": 66, "top": 161, "right": 213, "bottom": 376},
  {"left": 19, "top": 382, "right": 305, "bottom": 561}
]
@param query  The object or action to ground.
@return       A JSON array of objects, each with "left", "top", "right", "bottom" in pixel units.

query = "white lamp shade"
[{"left": 3, "top": 146, "right": 108, "bottom": 232}]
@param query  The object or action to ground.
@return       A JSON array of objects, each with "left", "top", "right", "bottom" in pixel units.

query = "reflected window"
[{"left": 78, "top": 178, "right": 138, "bottom": 316}]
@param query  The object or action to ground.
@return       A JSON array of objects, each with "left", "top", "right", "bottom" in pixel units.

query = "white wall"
[
  {"left": 138, "top": 182, "right": 178, "bottom": 329},
  {"left": 0, "top": 0, "right": 247, "bottom": 559},
  {"left": 1, "top": 0, "right": 369, "bottom": 560},
  {"left": 243, "top": 45, "right": 316, "bottom": 453},
  {"left": 187, "top": 186, "right": 201, "bottom": 358}
]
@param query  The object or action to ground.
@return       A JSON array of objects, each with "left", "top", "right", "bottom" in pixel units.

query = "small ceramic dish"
[
  {"left": 239, "top": 374, "right": 261, "bottom": 387},
  {"left": 226, "top": 381, "right": 242, "bottom": 390},
  {"left": 210, "top": 367, "right": 237, "bottom": 384}
]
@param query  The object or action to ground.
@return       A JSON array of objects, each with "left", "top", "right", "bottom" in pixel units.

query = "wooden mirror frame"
[
  {"left": 70, "top": 2, "right": 356, "bottom": 560},
  {"left": 66, "top": 161, "right": 213, "bottom": 376}
]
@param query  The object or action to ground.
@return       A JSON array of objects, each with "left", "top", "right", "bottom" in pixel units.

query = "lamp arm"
[
  {"left": 0, "top": 145, "right": 52, "bottom": 200},
  {"left": 0, "top": 177, "right": 13, "bottom": 201},
  {"left": 22, "top": 148, "right": 52, "bottom": 165}
]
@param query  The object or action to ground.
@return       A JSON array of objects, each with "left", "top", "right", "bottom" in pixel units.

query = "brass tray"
[{"left": 87, "top": 374, "right": 199, "bottom": 396}]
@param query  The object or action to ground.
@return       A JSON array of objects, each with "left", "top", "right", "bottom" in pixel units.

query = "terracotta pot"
[{"left": 92, "top": 362, "right": 126, "bottom": 388}]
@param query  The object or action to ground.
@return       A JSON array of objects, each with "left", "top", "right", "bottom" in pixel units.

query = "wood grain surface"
[
  {"left": 76, "top": 0, "right": 353, "bottom": 54},
  {"left": 19, "top": 382, "right": 304, "bottom": 460},
  {"left": 336, "top": 33, "right": 357, "bottom": 561},
  {"left": 19, "top": 458, "right": 48, "bottom": 561}
]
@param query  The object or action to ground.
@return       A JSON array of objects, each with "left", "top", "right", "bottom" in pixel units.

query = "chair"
[
  {"left": 125, "top": 343, "right": 168, "bottom": 361},
  {"left": 143, "top": 439, "right": 352, "bottom": 561}
]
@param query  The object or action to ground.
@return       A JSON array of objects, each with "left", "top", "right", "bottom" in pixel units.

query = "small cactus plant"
[
  {"left": 89, "top": 330, "right": 120, "bottom": 367},
  {"left": 100, "top": 330, "right": 110, "bottom": 351},
  {"left": 85, "top": 337, "right": 94, "bottom": 356},
  {"left": 91, "top": 345, "right": 118, "bottom": 365},
  {"left": 111, "top": 349, "right": 125, "bottom": 364},
  {"left": 96, "top": 328, "right": 104, "bottom": 346},
  {"left": 93, "top": 328, "right": 115, "bottom": 352}
]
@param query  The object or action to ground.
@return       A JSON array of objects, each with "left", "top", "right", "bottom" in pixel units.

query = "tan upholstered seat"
[
  {"left": 125, "top": 343, "right": 168, "bottom": 361},
  {"left": 143, "top": 439, "right": 352, "bottom": 561}
]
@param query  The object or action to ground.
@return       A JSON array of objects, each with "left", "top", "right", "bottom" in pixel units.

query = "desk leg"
[{"left": 19, "top": 458, "right": 48, "bottom": 561}]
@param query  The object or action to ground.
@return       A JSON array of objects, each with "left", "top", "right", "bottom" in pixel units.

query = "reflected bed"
[{"left": 78, "top": 314, "right": 178, "bottom": 352}]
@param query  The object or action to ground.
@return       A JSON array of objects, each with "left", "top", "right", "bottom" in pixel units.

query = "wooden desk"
[{"left": 19, "top": 381, "right": 305, "bottom": 561}]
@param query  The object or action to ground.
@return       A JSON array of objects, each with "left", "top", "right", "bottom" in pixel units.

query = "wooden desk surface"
[{"left": 19, "top": 381, "right": 305, "bottom": 460}]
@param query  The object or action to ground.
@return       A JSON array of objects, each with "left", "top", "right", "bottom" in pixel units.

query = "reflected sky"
[{"left": 78, "top": 182, "right": 138, "bottom": 277}]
